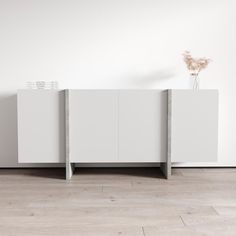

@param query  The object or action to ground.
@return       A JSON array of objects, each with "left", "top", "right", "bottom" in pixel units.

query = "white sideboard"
[{"left": 17, "top": 89, "right": 218, "bottom": 180}]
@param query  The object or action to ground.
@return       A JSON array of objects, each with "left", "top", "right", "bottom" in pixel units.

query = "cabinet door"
[
  {"left": 169, "top": 90, "right": 218, "bottom": 162},
  {"left": 119, "top": 90, "right": 167, "bottom": 162},
  {"left": 69, "top": 90, "right": 118, "bottom": 163},
  {"left": 17, "top": 90, "right": 65, "bottom": 163}
]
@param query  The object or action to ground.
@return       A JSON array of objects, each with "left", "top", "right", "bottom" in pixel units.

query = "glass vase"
[{"left": 191, "top": 74, "right": 200, "bottom": 90}]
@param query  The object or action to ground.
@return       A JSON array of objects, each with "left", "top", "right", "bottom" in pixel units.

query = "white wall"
[{"left": 0, "top": 0, "right": 236, "bottom": 167}]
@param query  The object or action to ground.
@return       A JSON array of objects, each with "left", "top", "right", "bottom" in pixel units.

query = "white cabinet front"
[
  {"left": 68, "top": 90, "right": 167, "bottom": 163},
  {"left": 17, "top": 90, "right": 65, "bottom": 163},
  {"left": 169, "top": 90, "right": 218, "bottom": 162},
  {"left": 118, "top": 90, "right": 167, "bottom": 162},
  {"left": 69, "top": 90, "right": 118, "bottom": 163}
]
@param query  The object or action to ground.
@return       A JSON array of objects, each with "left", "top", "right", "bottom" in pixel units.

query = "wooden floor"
[{"left": 1, "top": 168, "right": 236, "bottom": 236}]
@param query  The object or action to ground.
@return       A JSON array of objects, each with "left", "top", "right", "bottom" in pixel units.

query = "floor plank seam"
[
  {"left": 179, "top": 215, "right": 186, "bottom": 226},
  {"left": 212, "top": 206, "right": 220, "bottom": 215},
  {"left": 142, "top": 226, "right": 146, "bottom": 236}
]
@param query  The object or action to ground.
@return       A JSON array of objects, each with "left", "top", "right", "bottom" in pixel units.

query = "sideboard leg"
[
  {"left": 160, "top": 89, "right": 172, "bottom": 179},
  {"left": 160, "top": 161, "right": 171, "bottom": 179},
  {"left": 66, "top": 162, "right": 75, "bottom": 180},
  {"left": 65, "top": 89, "right": 74, "bottom": 180}
]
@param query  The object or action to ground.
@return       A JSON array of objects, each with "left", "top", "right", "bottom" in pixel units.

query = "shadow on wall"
[
  {"left": 0, "top": 93, "right": 18, "bottom": 165},
  {"left": 127, "top": 68, "right": 176, "bottom": 88}
]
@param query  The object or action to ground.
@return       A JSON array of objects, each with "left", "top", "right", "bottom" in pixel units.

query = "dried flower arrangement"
[{"left": 183, "top": 51, "right": 211, "bottom": 89}]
